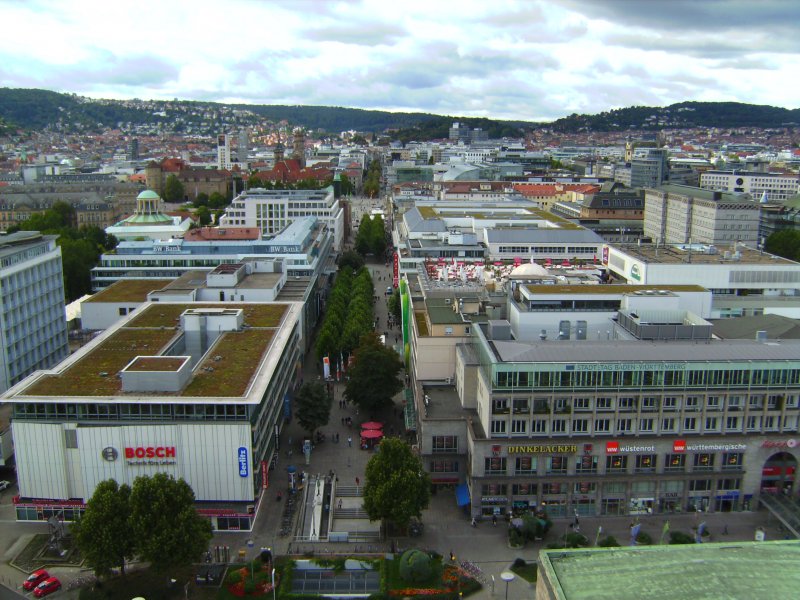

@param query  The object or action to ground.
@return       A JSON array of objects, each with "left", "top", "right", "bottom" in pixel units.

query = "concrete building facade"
[
  {"left": 0, "top": 232, "right": 69, "bottom": 394},
  {"left": 644, "top": 184, "right": 761, "bottom": 245}
]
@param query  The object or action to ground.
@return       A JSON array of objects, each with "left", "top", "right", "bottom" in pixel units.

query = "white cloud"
[{"left": 0, "top": 0, "right": 797, "bottom": 121}]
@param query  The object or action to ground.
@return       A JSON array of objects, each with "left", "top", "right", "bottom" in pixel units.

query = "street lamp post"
[
  {"left": 500, "top": 571, "right": 515, "bottom": 600},
  {"left": 271, "top": 568, "right": 276, "bottom": 600}
]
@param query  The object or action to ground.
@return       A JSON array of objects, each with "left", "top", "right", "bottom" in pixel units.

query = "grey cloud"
[
  {"left": 562, "top": 0, "right": 800, "bottom": 32},
  {"left": 713, "top": 57, "right": 779, "bottom": 70},
  {"left": 603, "top": 32, "right": 789, "bottom": 59},
  {"left": 0, "top": 51, "right": 178, "bottom": 92},
  {"left": 304, "top": 21, "right": 406, "bottom": 46}
]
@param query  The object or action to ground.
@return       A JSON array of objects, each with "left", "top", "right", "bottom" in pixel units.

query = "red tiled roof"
[{"left": 183, "top": 227, "right": 261, "bottom": 241}]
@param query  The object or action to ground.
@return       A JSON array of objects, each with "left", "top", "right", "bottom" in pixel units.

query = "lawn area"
[
  {"left": 127, "top": 303, "right": 288, "bottom": 329},
  {"left": 511, "top": 560, "right": 538, "bottom": 583},
  {"left": 86, "top": 280, "right": 173, "bottom": 303},
  {"left": 24, "top": 329, "right": 177, "bottom": 396},
  {"left": 181, "top": 329, "right": 275, "bottom": 397}
]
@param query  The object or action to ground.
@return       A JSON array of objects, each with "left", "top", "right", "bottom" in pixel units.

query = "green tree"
[
  {"left": 71, "top": 480, "right": 134, "bottom": 577},
  {"left": 764, "top": 230, "right": 800, "bottom": 262},
  {"left": 163, "top": 174, "right": 185, "bottom": 202},
  {"left": 295, "top": 381, "right": 332, "bottom": 437},
  {"left": 208, "top": 191, "right": 228, "bottom": 209},
  {"left": 339, "top": 172, "right": 354, "bottom": 196},
  {"left": 363, "top": 438, "right": 431, "bottom": 530},
  {"left": 196, "top": 205, "right": 212, "bottom": 226},
  {"left": 194, "top": 192, "right": 209, "bottom": 207},
  {"left": 344, "top": 333, "right": 403, "bottom": 414},
  {"left": 51, "top": 201, "right": 76, "bottom": 228},
  {"left": 129, "top": 473, "right": 212, "bottom": 572},
  {"left": 60, "top": 237, "right": 100, "bottom": 300},
  {"left": 339, "top": 250, "right": 365, "bottom": 271},
  {"left": 388, "top": 289, "right": 401, "bottom": 322}
]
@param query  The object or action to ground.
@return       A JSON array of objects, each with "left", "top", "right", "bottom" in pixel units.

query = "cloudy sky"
[{"left": 1, "top": 0, "right": 797, "bottom": 121}]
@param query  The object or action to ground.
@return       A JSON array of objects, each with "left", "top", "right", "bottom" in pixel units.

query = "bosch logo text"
[{"left": 124, "top": 446, "right": 177, "bottom": 465}]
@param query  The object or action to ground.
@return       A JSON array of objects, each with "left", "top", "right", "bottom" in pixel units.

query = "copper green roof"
[{"left": 137, "top": 190, "right": 161, "bottom": 200}]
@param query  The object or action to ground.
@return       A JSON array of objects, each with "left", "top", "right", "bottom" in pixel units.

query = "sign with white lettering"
[{"left": 238, "top": 447, "right": 249, "bottom": 478}]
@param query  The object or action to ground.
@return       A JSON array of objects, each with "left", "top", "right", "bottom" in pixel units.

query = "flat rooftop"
[
  {"left": 85, "top": 279, "right": 174, "bottom": 303},
  {"left": 616, "top": 243, "right": 799, "bottom": 266},
  {"left": 522, "top": 284, "right": 707, "bottom": 295},
  {"left": 415, "top": 204, "right": 581, "bottom": 229},
  {"left": 11, "top": 303, "right": 292, "bottom": 399},
  {"left": 540, "top": 541, "right": 800, "bottom": 600},
  {"left": 488, "top": 336, "right": 800, "bottom": 364}
]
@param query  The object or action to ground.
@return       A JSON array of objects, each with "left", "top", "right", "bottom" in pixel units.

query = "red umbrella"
[
  {"left": 361, "top": 429, "right": 383, "bottom": 439},
  {"left": 361, "top": 421, "right": 383, "bottom": 430},
  {"left": 493, "top": 261, "right": 503, "bottom": 266}
]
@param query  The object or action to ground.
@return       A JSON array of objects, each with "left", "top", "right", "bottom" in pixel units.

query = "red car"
[
  {"left": 33, "top": 576, "right": 61, "bottom": 597},
  {"left": 22, "top": 569, "right": 49, "bottom": 591}
]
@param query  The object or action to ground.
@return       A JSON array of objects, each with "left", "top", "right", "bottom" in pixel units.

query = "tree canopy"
[
  {"left": 9, "top": 205, "right": 118, "bottom": 301},
  {"left": 316, "top": 266, "right": 375, "bottom": 360},
  {"left": 129, "top": 473, "right": 213, "bottom": 572},
  {"left": 764, "top": 230, "right": 800, "bottom": 262},
  {"left": 71, "top": 479, "right": 134, "bottom": 577},
  {"left": 355, "top": 213, "right": 386, "bottom": 257},
  {"left": 72, "top": 474, "right": 211, "bottom": 577},
  {"left": 338, "top": 249, "right": 365, "bottom": 271},
  {"left": 343, "top": 332, "right": 404, "bottom": 414},
  {"left": 295, "top": 381, "right": 332, "bottom": 436},
  {"left": 363, "top": 438, "right": 430, "bottom": 529},
  {"left": 163, "top": 174, "right": 185, "bottom": 202},
  {"left": 363, "top": 159, "right": 382, "bottom": 198}
]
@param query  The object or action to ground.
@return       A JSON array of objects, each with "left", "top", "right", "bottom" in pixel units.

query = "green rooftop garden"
[
  {"left": 181, "top": 329, "right": 275, "bottom": 397},
  {"left": 127, "top": 303, "right": 288, "bottom": 329},
  {"left": 25, "top": 329, "right": 178, "bottom": 396},
  {"left": 85, "top": 280, "right": 173, "bottom": 303}
]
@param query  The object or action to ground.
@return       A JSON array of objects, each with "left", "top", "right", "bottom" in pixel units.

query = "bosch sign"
[
  {"left": 125, "top": 447, "right": 176, "bottom": 459},
  {"left": 238, "top": 447, "right": 249, "bottom": 478},
  {"left": 124, "top": 446, "right": 177, "bottom": 465}
]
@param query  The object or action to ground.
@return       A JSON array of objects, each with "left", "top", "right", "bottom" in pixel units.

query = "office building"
[
  {"left": 0, "top": 232, "right": 69, "bottom": 393},
  {"left": 602, "top": 242, "right": 800, "bottom": 318},
  {"left": 701, "top": 170, "right": 800, "bottom": 204},
  {"left": 217, "top": 133, "right": 232, "bottom": 170},
  {"left": 630, "top": 149, "right": 669, "bottom": 189},
  {"left": 644, "top": 184, "right": 761, "bottom": 245},
  {"left": 404, "top": 279, "right": 800, "bottom": 519},
  {"left": 220, "top": 187, "right": 345, "bottom": 251},
  {"left": 2, "top": 300, "right": 303, "bottom": 530}
]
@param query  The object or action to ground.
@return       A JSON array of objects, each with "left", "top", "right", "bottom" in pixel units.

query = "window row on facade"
[
  {"left": 490, "top": 393, "right": 798, "bottom": 414},
  {"left": 481, "top": 452, "right": 743, "bottom": 477},
  {"left": 488, "top": 414, "right": 798, "bottom": 437},
  {"left": 492, "top": 367, "right": 800, "bottom": 389}
]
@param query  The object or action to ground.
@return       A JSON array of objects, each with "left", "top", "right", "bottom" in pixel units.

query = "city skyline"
[{"left": 0, "top": 0, "right": 798, "bottom": 122}]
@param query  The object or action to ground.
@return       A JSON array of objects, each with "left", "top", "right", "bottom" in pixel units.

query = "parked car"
[
  {"left": 33, "top": 576, "right": 61, "bottom": 597},
  {"left": 0, "top": 480, "right": 10, "bottom": 492},
  {"left": 23, "top": 569, "right": 49, "bottom": 591},
  {"left": 385, "top": 286, "right": 393, "bottom": 295}
]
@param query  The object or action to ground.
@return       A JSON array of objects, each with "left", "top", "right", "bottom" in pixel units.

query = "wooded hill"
[{"left": 0, "top": 88, "right": 797, "bottom": 138}]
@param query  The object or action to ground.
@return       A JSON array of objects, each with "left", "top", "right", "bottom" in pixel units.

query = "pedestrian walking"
[
  {"left": 347, "top": 436, "right": 352, "bottom": 447},
  {"left": 492, "top": 514, "right": 497, "bottom": 526}
]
